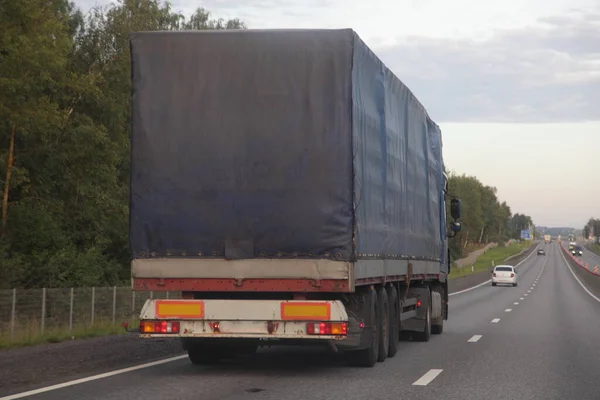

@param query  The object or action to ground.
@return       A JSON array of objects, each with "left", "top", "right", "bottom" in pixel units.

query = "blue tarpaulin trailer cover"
[{"left": 129, "top": 29, "right": 447, "bottom": 265}]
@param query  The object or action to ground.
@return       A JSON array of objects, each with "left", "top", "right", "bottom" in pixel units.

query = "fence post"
[
  {"left": 41, "top": 288, "right": 46, "bottom": 335},
  {"left": 150, "top": 291, "right": 154, "bottom": 299},
  {"left": 112, "top": 286, "right": 117, "bottom": 325},
  {"left": 69, "top": 288, "right": 74, "bottom": 332},
  {"left": 166, "top": 291, "right": 169, "bottom": 299},
  {"left": 10, "top": 288, "right": 16, "bottom": 339},
  {"left": 91, "top": 287, "right": 95, "bottom": 326}
]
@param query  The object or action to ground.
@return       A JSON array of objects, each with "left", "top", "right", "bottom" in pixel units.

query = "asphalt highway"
[{"left": 4, "top": 242, "right": 600, "bottom": 400}]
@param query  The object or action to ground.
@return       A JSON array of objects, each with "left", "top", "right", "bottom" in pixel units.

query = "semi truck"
[
  {"left": 128, "top": 29, "right": 462, "bottom": 368},
  {"left": 544, "top": 234, "right": 551, "bottom": 243}
]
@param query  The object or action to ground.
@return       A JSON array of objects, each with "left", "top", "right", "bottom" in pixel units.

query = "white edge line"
[
  {"left": 558, "top": 246, "right": 600, "bottom": 303},
  {"left": 413, "top": 369, "right": 444, "bottom": 386},
  {"left": 491, "top": 318, "right": 500, "bottom": 323},
  {"left": 0, "top": 355, "right": 189, "bottom": 400},
  {"left": 505, "top": 308, "right": 512, "bottom": 312},
  {"left": 449, "top": 244, "right": 538, "bottom": 297}
]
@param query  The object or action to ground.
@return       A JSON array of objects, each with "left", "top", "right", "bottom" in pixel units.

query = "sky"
[{"left": 79, "top": 0, "right": 600, "bottom": 228}]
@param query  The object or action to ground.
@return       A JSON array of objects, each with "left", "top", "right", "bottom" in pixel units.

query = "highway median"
[{"left": 560, "top": 243, "right": 600, "bottom": 299}]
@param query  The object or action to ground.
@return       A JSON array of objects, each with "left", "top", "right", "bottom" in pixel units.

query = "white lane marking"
[
  {"left": 449, "top": 279, "right": 492, "bottom": 296},
  {"left": 468, "top": 335, "right": 483, "bottom": 343},
  {"left": 449, "top": 244, "right": 539, "bottom": 297},
  {"left": 505, "top": 308, "right": 512, "bottom": 312},
  {"left": 558, "top": 247, "right": 600, "bottom": 303},
  {"left": 528, "top": 290, "right": 532, "bottom": 293},
  {"left": 520, "top": 297, "right": 524, "bottom": 300},
  {"left": 0, "top": 355, "right": 189, "bottom": 400},
  {"left": 524, "top": 294, "right": 528, "bottom": 296},
  {"left": 413, "top": 369, "right": 444, "bottom": 386},
  {"left": 514, "top": 302, "right": 519, "bottom": 305},
  {"left": 491, "top": 318, "right": 500, "bottom": 323}
]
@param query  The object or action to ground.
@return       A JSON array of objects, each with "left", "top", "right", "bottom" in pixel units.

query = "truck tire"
[
  {"left": 386, "top": 285, "right": 400, "bottom": 358},
  {"left": 344, "top": 289, "right": 379, "bottom": 367},
  {"left": 431, "top": 315, "right": 444, "bottom": 334},
  {"left": 376, "top": 286, "right": 389, "bottom": 362},
  {"left": 431, "top": 290, "right": 444, "bottom": 335},
  {"left": 413, "top": 299, "right": 431, "bottom": 342}
]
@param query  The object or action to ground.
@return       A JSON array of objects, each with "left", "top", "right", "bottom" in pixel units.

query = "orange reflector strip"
[
  {"left": 330, "top": 323, "right": 346, "bottom": 335},
  {"left": 155, "top": 300, "right": 204, "bottom": 319},
  {"left": 280, "top": 302, "right": 331, "bottom": 320}
]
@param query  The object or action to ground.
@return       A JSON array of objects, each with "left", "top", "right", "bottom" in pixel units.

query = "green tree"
[
  {"left": 446, "top": 171, "right": 533, "bottom": 260},
  {"left": 0, "top": 0, "right": 248, "bottom": 289}
]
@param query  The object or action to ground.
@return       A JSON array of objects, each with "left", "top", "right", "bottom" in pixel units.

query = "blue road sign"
[{"left": 520, "top": 229, "right": 531, "bottom": 240}]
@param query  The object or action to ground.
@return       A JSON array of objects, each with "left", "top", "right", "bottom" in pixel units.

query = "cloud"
[
  {"left": 375, "top": 9, "right": 600, "bottom": 123},
  {"left": 75, "top": 1, "right": 600, "bottom": 123}
]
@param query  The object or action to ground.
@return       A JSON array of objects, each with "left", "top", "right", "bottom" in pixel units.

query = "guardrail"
[{"left": 560, "top": 244, "right": 600, "bottom": 276}]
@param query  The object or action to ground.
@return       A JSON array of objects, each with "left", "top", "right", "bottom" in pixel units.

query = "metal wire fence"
[{"left": 0, "top": 287, "right": 182, "bottom": 342}]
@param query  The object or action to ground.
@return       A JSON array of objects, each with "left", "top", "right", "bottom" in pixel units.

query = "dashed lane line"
[
  {"left": 468, "top": 335, "right": 483, "bottom": 343},
  {"left": 413, "top": 369, "right": 444, "bottom": 386}
]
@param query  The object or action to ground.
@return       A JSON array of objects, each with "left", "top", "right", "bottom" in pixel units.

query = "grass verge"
[
  {"left": 587, "top": 243, "right": 600, "bottom": 256},
  {"left": 449, "top": 241, "right": 532, "bottom": 280},
  {"left": 0, "top": 321, "right": 133, "bottom": 350}
]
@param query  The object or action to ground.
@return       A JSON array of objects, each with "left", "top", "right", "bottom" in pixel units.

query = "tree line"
[
  {"left": 0, "top": 0, "right": 533, "bottom": 289},
  {"left": 445, "top": 172, "right": 534, "bottom": 261},
  {"left": 583, "top": 219, "right": 600, "bottom": 241}
]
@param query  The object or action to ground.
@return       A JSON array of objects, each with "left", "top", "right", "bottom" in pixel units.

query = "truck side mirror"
[
  {"left": 451, "top": 221, "right": 461, "bottom": 232},
  {"left": 450, "top": 198, "right": 461, "bottom": 219}
]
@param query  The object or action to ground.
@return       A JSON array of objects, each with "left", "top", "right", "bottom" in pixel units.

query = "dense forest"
[
  {"left": 445, "top": 172, "right": 534, "bottom": 260},
  {"left": 0, "top": 0, "right": 533, "bottom": 289}
]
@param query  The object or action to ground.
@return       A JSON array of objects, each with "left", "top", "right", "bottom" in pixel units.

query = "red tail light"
[
  {"left": 306, "top": 322, "right": 347, "bottom": 335},
  {"left": 510, "top": 273, "right": 515, "bottom": 278},
  {"left": 140, "top": 320, "right": 180, "bottom": 334},
  {"left": 416, "top": 299, "right": 422, "bottom": 308}
]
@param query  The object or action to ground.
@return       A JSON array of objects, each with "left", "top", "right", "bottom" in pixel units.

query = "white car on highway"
[{"left": 491, "top": 265, "right": 518, "bottom": 287}]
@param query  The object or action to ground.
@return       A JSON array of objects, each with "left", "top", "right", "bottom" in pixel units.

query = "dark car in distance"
[
  {"left": 571, "top": 245, "right": 583, "bottom": 256},
  {"left": 537, "top": 249, "right": 545, "bottom": 256}
]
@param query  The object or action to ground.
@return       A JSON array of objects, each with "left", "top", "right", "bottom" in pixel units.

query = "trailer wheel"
[
  {"left": 345, "top": 289, "right": 379, "bottom": 367},
  {"left": 431, "top": 290, "right": 444, "bottom": 335},
  {"left": 413, "top": 299, "right": 431, "bottom": 342},
  {"left": 376, "top": 286, "right": 389, "bottom": 362},
  {"left": 386, "top": 285, "right": 400, "bottom": 358},
  {"left": 431, "top": 313, "right": 444, "bottom": 335}
]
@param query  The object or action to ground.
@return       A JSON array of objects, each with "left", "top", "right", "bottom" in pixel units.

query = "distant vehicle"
[
  {"left": 491, "top": 265, "right": 518, "bottom": 287},
  {"left": 569, "top": 241, "right": 576, "bottom": 250},
  {"left": 537, "top": 249, "right": 545, "bottom": 256},
  {"left": 571, "top": 245, "right": 583, "bottom": 256},
  {"left": 544, "top": 234, "right": 551, "bottom": 243}
]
